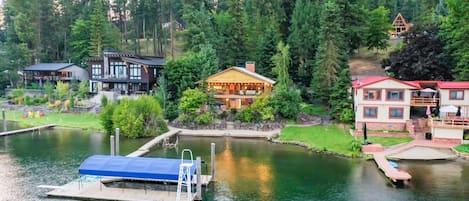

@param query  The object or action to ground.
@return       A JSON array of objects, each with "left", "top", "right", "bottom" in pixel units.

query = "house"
[
  {"left": 391, "top": 13, "right": 411, "bottom": 38},
  {"left": 353, "top": 76, "right": 469, "bottom": 144},
  {"left": 352, "top": 76, "right": 420, "bottom": 131},
  {"left": 88, "top": 51, "right": 165, "bottom": 94},
  {"left": 205, "top": 62, "right": 275, "bottom": 109},
  {"left": 23, "top": 63, "right": 89, "bottom": 86}
]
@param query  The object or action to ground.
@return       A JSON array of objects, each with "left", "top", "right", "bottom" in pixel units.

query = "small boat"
[{"left": 388, "top": 160, "right": 399, "bottom": 168}]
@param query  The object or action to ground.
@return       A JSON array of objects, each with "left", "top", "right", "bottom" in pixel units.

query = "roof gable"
[
  {"left": 206, "top": 67, "right": 275, "bottom": 84},
  {"left": 352, "top": 76, "right": 420, "bottom": 89},
  {"left": 392, "top": 13, "right": 408, "bottom": 26}
]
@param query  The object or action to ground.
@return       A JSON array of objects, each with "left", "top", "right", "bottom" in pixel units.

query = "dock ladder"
[{"left": 176, "top": 149, "right": 194, "bottom": 201}]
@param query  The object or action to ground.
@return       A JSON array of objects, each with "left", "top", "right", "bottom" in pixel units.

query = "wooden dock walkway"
[
  {"left": 0, "top": 124, "right": 56, "bottom": 136},
  {"left": 372, "top": 152, "right": 411, "bottom": 182},
  {"left": 127, "top": 129, "right": 181, "bottom": 157}
]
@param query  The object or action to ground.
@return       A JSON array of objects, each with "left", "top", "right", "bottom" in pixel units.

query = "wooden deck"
[
  {"left": 0, "top": 124, "right": 56, "bottom": 136},
  {"left": 430, "top": 118, "right": 469, "bottom": 129},
  {"left": 372, "top": 153, "right": 411, "bottom": 182},
  {"left": 410, "top": 97, "right": 438, "bottom": 107},
  {"left": 127, "top": 129, "right": 181, "bottom": 157}
]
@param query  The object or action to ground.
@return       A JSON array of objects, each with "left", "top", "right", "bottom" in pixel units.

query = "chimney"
[{"left": 245, "top": 61, "right": 255, "bottom": 73}]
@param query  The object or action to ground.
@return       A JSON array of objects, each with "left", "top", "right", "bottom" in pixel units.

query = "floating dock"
[
  {"left": 127, "top": 129, "right": 181, "bottom": 157},
  {"left": 0, "top": 124, "right": 56, "bottom": 136}
]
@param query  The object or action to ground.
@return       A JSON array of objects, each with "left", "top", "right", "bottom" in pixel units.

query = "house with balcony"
[
  {"left": 88, "top": 52, "right": 164, "bottom": 94},
  {"left": 205, "top": 63, "right": 275, "bottom": 109},
  {"left": 352, "top": 76, "right": 420, "bottom": 132},
  {"left": 353, "top": 76, "right": 469, "bottom": 144},
  {"left": 23, "top": 63, "right": 89, "bottom": 86}
]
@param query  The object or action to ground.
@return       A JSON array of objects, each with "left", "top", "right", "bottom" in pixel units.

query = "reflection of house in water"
[
  {"left": 391, "top": 13, "right": 411, "bottom": 38},
  {"left": 216, "top": 138, "right": 272, "bottom": 200}
]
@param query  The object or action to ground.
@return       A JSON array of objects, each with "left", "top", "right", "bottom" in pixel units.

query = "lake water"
[{"left": 0, "top": 125, "right": 468, "bottom": 201}]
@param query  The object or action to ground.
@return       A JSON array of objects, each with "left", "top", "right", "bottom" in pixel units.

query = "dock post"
[
  {"left": 210, "top": 143, "right": 215, "bottom": 181},
  {"left": 2, "top": 108, "right": 6, "bottom": 132},
  {"left": 110, "top": 135, "right": 115, "bottom": 156},
  {"left": 115, "top": 128, "right": 120, "bottom": 155},
  {"left": 195, "top": 157, "right": 202, "bottom": 200}
]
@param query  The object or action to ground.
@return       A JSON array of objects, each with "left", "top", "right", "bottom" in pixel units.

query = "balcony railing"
[
  {"left": 411, "top": 97, "right": 439, "bottom": 106},
  {"left": 429, "top": 117, "right": 469, "bottom": 129}
]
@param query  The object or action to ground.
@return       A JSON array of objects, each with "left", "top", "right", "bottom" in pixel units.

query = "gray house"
[{"left": 23, "top": 63, "right": 89, "bottom": 86}]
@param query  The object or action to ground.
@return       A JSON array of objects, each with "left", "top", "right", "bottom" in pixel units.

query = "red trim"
[
  {"left": 352, "top": 76, "right": 421, "bottom": 89},
  {"left": 385, "top": 89, "right": 405, "bottom": 102},
  {"left": 363, "top": 107, "right": 378, "bottom": 118},
  {"left": 437, "top": 81, "right": 469, "bottom": 89},
  {"left": 363, "top": 89, "right": 382, "bottom": 101},
  {"left": 449, "top": 90, "right": 464, "bottom": 100},
  {"left": 389, "top": 107, "right": 404, "bottom": 119}
]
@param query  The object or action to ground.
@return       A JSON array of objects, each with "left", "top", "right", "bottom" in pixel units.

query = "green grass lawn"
[
  {"left": 279, "top": 125, "right": 414, "bottom": 156},
  {"left": 279, "top": 125, "right": 355, "bottom": 156},
  {"left": 367, "top": 136, "right": 413, "bottom": 146},
  {"left": 454, "top": 144, "right": 469, "bottom": 153},
  {"left": 5, "top": 110, "right": 102, "bottom": 130}
]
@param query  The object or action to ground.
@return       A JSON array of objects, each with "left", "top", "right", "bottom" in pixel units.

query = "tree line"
[{"left": 1, "top": 0, "right": 468, "bottom": 122}]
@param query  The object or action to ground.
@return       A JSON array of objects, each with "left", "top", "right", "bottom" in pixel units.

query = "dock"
[
  {"left": 127, "top": 129, "right": 181, "bottom": 157},
  {"left": 46, "top": 129, "right": 214, "bottom": 201},
  {"left": 0, "top": 124, "right": 56, "bottom": 136},
  {"left": 372, "top": 152, "right": 411, "bottom": 182}
]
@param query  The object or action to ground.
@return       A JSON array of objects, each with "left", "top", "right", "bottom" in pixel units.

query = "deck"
[
  {"left": 430, "top": 118, "right": 469, "bottom": 129},
  {"left": 410, "top": 97, "right": 438, "bottom": 107},
  {"left": 0, "top": 124, "right": 56, "bottom": 136},
  {"left": 372, "top": 153, "right": 412, "bottom": 182}
]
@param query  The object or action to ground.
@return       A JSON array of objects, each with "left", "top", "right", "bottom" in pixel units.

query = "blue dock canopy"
[{"left": 79, "top": 155, "right": 195, "bottom": 181}]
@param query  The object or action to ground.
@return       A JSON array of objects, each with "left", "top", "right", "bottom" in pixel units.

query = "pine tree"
[
  {"left": 272, "top": 41, "right": 292, "bottom": 91},
  {"left": 330, "top": 68, "right": 353, "bottom": 121},
  {"left": 365, "top": 6, "right": 392, "bottom": 51},
  {"left": 226, "top": 0, "right": 247, "bottom": 66},
  {"left": 311, "top": 1, "right": 344, "bottom": 104}
]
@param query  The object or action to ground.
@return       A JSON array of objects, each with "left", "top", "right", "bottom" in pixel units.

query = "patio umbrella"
[
  {"left": 426, "top": 105, "right": 431, "bottom": 116},
  {"left": 420, "top": 88, "right": 437, "bottom": 93},
  {"left": 440, "top": 105, "right": 458, "bottom": 113}
]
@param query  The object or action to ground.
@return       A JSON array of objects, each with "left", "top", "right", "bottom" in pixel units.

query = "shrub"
[
  {"left": 164, "top": 102, "right": 179, "bottom": 120},
  {"left": 100, "top": 104, "right": 115, "bottom": 134},
  {"left": 270, "top": 88, "right": 301, "bottom": 119},
  {"left": 349, "top": 139, "right": 362, "bottom": 158},
  {"left": 24, "top": 95, "right": 32, "bottom": 106},
  {"left": 195, "top": 112, "right": 212, "bottom": 125},
  {"left": 235, "top": 107, "right": 254, "bottom": 122},
  {"left": 101, "top": 95, "right": 108, "bottom": 107},
  {"left": 179, "top": 88, "right": 207, "bottom": 115}
]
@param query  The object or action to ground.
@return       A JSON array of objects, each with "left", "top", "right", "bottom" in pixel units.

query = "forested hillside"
[{"left": 1, "top": 0, "right": 468, "bottom": 119}]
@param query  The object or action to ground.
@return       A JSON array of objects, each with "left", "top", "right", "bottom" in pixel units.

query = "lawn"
[
  {"left": 279, "top": 125, "right": 414, "bottom": 156},
  {"left": 454, "top": 144, "right": 469, "bottom": 154},
  {"left": 4, "top": 110, "right": 102, "bottom": 130},
  {"left": 279, "top": 125, "right": 355, "bottom": 156},
  {"left": 366, "top": 136, "right": 413, "bottom": 146}
]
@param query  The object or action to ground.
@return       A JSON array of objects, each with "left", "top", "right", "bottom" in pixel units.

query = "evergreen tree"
[
  {"left": 272, "top": 41, "right": 292, "bottom": 90},
  {"left": 365, "top": 6, "right": 392, "bottom": 51},
  {"left": 89, "top": 0, "right": 120, "bottom": 57},
  {"left": 329, "top": 68, "right": 353, "bottom": 121},
  {"left": 311, "top": 1, "right": 344, "bottom": 104},
  {"left": 441, "top": 0, "right": 469, "bottom": 80},
  {"left": 226, "top": 0, "right": 247, "bottom": 66}
]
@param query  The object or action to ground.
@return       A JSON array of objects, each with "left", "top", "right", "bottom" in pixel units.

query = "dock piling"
[
  {"left": 110, "top": 135, "right": 115, "bottom": 156},
  {"left": 2, "top": 108, "right": 6, "bottom": 132},
  {"left": 115, "top": 128, "right": 120, "bottom": 155},
  {"left": 210, "top": 143, "right": 215, "bottom": 181},
  {"left": 195, "top": 157, "right": 202, "bottom": 200}
]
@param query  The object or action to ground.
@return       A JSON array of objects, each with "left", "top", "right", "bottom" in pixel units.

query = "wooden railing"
[
  {"left": 410, "top": 97, "right": 439, "bottom": 106},
  {"left": 430, "top": 117, "right": 469, "bottom": 129}
]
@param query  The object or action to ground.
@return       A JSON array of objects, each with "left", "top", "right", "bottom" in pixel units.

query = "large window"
[
  {"left": 449, "top": 90, "right": 464, "bottom": 100},
  {"left": 364, "top": 107, "right": 378, "bottom": 118},
  {"left": 92, "top": 64, "right": 102, "bottom": 79},
  {"left": 110, "top": 61, "right": 127, "bottom": 78},
  {"left": 129, "top": 64, "right": 141, "bottom": 80},
  {"left": 389, "top": 108, "right": 404, "bottom": 119},
  {"left": 386, "top": 90, "right": 404, "bottom": 101},
  {"left": 363, "top": 89, "right": 381, "bottom": 100}
]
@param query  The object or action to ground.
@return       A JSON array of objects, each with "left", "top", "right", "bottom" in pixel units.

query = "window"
[
  {"left": 386, "top": 90, "right": 404, "bottom": 101},
  {"left": 110, "top": 62, "right": 127, "bottom": 78},
  {"left": 363, "top": 89, "right": 381, "bottom": 100},
  {"left": 389, "top": 108, "right": 404, "bottom": 119},
  {"left": 364, "top": 107, "right": 378, "bottom": 118},
  {"left": 129, "top": 64, "right": 141, "bottom": 80},
  {"left": 449, "top": 90, "right": 464, "bottom": 100},
  {"left": 92, "top": 64, "right": 102, "bottom": 79}
]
